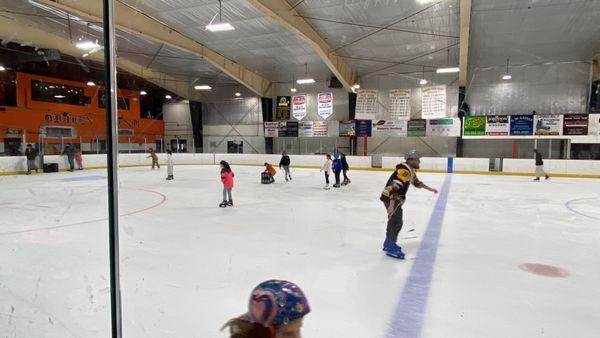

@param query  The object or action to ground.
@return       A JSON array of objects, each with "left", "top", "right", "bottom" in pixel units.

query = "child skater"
[
  {"left": 263, "top": 162, "right": 276, "bottom": 184},
  {"left": 148, "top": 148, "right": 160, "bottom": 169},
  {"left": 166, "top": 149, "right": 174, "bottom": 180},
  {"left": 320, "top": 154, "right": 332, "bottom": 190},
  {"left": 220, "top": 160, "right": 234, "bottom": 207},
  {"left": 75, "top": 147, "right": 84, "bottom": 170}
]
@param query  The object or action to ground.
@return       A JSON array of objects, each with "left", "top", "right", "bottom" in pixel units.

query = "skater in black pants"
[
  {"left": 279, "top": 151, "right": 292, "bottom": 181},
  {"left": 341, "top": 153, "right": 351, "bottom": 185},
  {"left": 380, "top": 151, "right": 437, "bottom": 259},
  {"left": 25, "top": 144, "right": 38, "bottom": 174}
]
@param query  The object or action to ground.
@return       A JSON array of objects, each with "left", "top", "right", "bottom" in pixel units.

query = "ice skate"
[
  {"left": 382, "top": 238, "right": 392, "bottom": 252},
  {"left": 545, "top": 175, "right": 549, "bottom": 180},
  {"left": 333, "top": 183, "right": 341, "bottom": 188},
  {"left": 323, "top": 184, "right": 330, "bottom": 190},
  {"left": 386, "top": 245, "right": 405, "bottom": 260},
  {"left": 219, "top": 201, "right": 228, "bottom": 208},
  {"left": 533, "top": 177, "right": 540, "bottom": 181},
  {"left": 227, "top": 200, "right": 233, "bottom": 207}
]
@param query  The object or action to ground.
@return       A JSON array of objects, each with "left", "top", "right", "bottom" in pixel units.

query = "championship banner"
[
  {"left": 317, "top": 92, "right": 334, "bottom": 120},
  {"left": 355, "top": 89, "right": 378, "bottom": 120},
  {"left": 355, "top": 120, "right": 372, "bottom": 137},
  {"left": 264, "top": 122, "right": 279, "bottom": 138},
  {"left": 421, "top": 85, "right": 446, "bottom": 119},
  {"left": 389, "top": 89, "right": 411, "bottom": 120},
  {"left": 534, "top": 115, "right": 562, "bottom": 136},
  {"left": 292, "top": 95, "right": 307, "bottom": 120},
  {"left": 563, "top": 114, "right": 588, "bottom": 135},
  {"left": 298, "top": 121, "right": 314, "bottom": 137},
  {"left": 510, "top": 115, "right": 534, "bottom": 136},
  {"left": 372, "top": 120, "right": 408, "bottom": 137},
  {"left": 339, "top": 121, "right": 356, "bottom": 137},
  {"left": 588, "top": 114, "right": 600, "bottom": 136},
  {"left": 427, "top": 118, "right": 461, "bottom": 137},
  {"left": 485, "top": 116, "right": 510, "bottom": 136},
  {"left": 463, "top": 116, "right": 486, "bottom": 136},
  {"left": 407, "top": 119, "right": 426, "bottom": 137},
  {"left": 313, "top": 121, "right": 328, "bottom": 137},
  {"left": 276, "top": 96, "right": 291, "bottom": 120}
]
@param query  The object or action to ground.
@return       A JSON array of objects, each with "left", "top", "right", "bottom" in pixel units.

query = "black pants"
[
  {"left": 343, "top": 170, "right": 349, "bottom": 181},
  {"left": 334, "top": 170, "right": 341, "bottom": 185},
  {"left": 383, "top": 200, "right": 403, "bottom": 243},
  {"left": 324, "top": 172, "right": 329, "bottom": 184}
]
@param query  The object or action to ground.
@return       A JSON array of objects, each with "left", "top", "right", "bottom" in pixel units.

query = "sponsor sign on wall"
[
  {"left": 299, "top": 121, "right": 314, "bottom": 137},
  {"left": 276, "top": 96, "right": 291, "bottom": 120},
  {"left": 355, "top": 120, "right": 372, "bottom": 137},
  {"left": 372, "top": 120, "right": 408, "bottom": 137},
  {"left": 534, "top": 115, "right": 562, "bottom": 136},
  {"left": 510, "top": 115, "right": 534, "bottom": 136},
  {"left": 485, "top": 116, "right": 510, "bottom": 136},
  {"left": 407, "top": 119, "right": 427, "bottom": 137},
  {"left": 264, "top": 122, "right": 279, "bottom": 138},
  {"left": 317, "top": 92, "right": 334, "bottom": 120},
  {"left": 421, "top": 85, "right": 446, "bottom": 119},
  {"left": 427, "top": 118, "right": 461, "bottom": 137},
  {"left": 292, "top": 95, "right": 307, "bottom": 120},
  {"left": 388, "top": 89, "right": 411, "bottom": 120},
  {"left": 563, "top": 114, "right": 588, "bottom": 135},
  {"left": 463, "top": 116, "right": 486, "bottom": 136},
  {"left": 355, "top": 89, "right": 378, "bottom": 120},
  {"left": 313, "top": 121, "right": 329, "bottom": 137},
  {"left": 339, "top": 121, "right": 356, "bottom": 137}
]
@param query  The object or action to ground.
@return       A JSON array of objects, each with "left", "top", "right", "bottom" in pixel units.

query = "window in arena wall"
[{"left": 31, "top": 80, "right": 87, "bottom": 106}]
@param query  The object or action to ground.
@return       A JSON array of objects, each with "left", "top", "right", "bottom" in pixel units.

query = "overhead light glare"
[
  {"left": 194, "top": 85, "right": 212, "bottom": 90},
  {"left": 75, "top": 40, "right": 100, "bottom": 50},
  {"left": 86, "top": 81, "right": 95, "bottom": 87},
  {"left": 419, "top": 79, "right": 428, "bottom": 85},
  {"left": 140, "top": 90, "right": 147, "bottom": 96},
  {"left": 352, "top": 84, "right": 360, "bottom": 89},
  {"left": 296, "top": 78, "right": 316, "bottom": 84},
  {"left": 206, "top": 22, "right": 235, "bottom": 32},
  {"left": 165, "top": 95, "right": 172, "bottom": 99},
  {"left": 234, "top": 92, "right": 241, "bottom": 97},
  {"left": 290, "top": 87, "right": 297, "bottom": 93},
  {"left": 54, "top": 95, "right": 66, "bottom": 99},
  {"left": 0, "top": 65, "right": 5, "bottom": 71},
  {"left": 502, "top": 74, "right": 512, "bottom": 80},
  {"left": 436, "top": 67, "right": 460, "bottom": 73}
]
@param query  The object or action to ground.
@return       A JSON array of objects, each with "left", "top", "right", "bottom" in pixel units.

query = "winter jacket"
[
  {"left": 279, "top": 155, "right": 291, "bottom": 166},
  {"left": 332, "top": 158, "right": 343, "bottom": 172},
  {"left": 75, "top": 151, "right": 83, "bottom": 162},
  {"left": 62, "top": 146, "right": 75, "bottom": 157},
  {"left": 321, "top": 159, "right": 332, "bottom": 173},
  {"left": 221, "top": 168, "right": 235, "bottom": 189},
  {"left": 265, "top": 164, "right": 276, "bottom": 176},
  {"left": 341, "top": 157, "right": 349, "bottom": 171},
  {"left": 25, "top": 148, "right": 38, "bottom": 161},
  {"left": 535, "top": 152, "right": 543, "bottom": 166}
]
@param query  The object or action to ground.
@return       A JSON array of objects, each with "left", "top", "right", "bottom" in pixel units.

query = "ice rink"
[{"left": 1, "top": 165, "right": 599, "bottom": 338}]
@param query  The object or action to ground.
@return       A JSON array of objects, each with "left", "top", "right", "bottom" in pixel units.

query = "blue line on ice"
[{"left": 386, "top": 174, "right": 452, "bottom": 338}]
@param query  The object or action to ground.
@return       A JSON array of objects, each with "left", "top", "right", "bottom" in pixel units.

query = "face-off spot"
[{"left": 519, "top": 263, "right": 569, "bottom": 278}]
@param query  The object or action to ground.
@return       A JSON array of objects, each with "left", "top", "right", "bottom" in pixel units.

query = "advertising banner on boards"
[
  {"left": 355, "top": 120, "right": 372, "bottom": 137},
  {"left": 427, "top": 118, "right": 461, "bottom": 136},
  {"left": 276, "top": 96, "right": 291, "bottom": 120},
  {"left": 563, "top": 114, "right": 588, "bottom": 135},
  {"left": 317, "top": 92, "right": 334, "bottom": 120},
  {"left": 534, "top": 115, "right": 562, "bottom": 136},
  {"left": 463, "top": 116, "right": 486, "bottom": 136},
  {"left": 292, "top": 95, "right": 307, "bottom": 120},
  {"left": 510, "top": 115, "right": 534, "bottom": 136},
  {"left": 407, "top": 119, "right": 427, "bottom": 137},
  {"left": 372, "top": 120, "right": 408, "bottom": 137},
  {"left": 339, "top": 121, "right": 356, "bottom": 137},
  {"left": 485, "top": 116, "right": 510, "bottom": 136}
]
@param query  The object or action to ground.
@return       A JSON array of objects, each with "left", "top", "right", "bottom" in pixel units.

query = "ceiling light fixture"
[
  {"left": 290, "top": 87, "right": 297, "bottom": 93},
  {"left": 206, "top": 0, "right": 235, "bottom": 32},
  {"left": 165, "top": 95, "right": 172, "bottom": 99},
  {"left": 419, "top": 66, "right": 428, "bottom": 85},
  {"left": 0, "top": 65, "right": 5, "bottom": 71},
  {"left": 54, "top": 95, "right": 66, "bottom": 99},
  {"left": 296, "top": 63, "right": 315, "bottom": 84},
  {"left": 76, "top": 40, "right": 100, "bottom": 50},
  {"left": 352, "top": 84, "right": 360, "bottom": 89},
  {"left": 194, "top": 85, "right": 212, "bottom": 90},
  {"left": 502, "top": 58, "right": 512, "bottom": 80},
  {"left": 436, "top": 48, "right": 459, "bottom": 73},
  {"left": 140, "top": 90, "right": 147, "bottom": 96},
  {"left": 235, "top": 92, "right": 241, "bottom": 97},
  {"left": 87, "top": 81, "right": 95, "bottom": 87}
]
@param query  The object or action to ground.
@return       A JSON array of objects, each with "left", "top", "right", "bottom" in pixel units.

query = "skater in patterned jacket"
[
  {"left": 380, "top": 150, "right": 438, "bottom": 259},
  {"left": 220, "top": 160, "right": 234, "bottom": 207}
]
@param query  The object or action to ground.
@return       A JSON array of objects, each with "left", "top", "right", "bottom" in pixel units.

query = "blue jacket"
[{"left": 332, "top": 158, "right": 343, "bottom": 171}]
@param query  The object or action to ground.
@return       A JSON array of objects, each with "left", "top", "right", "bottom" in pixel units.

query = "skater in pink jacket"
[{"left": 219, "top": 160, "right": 234, "bottom": 207}]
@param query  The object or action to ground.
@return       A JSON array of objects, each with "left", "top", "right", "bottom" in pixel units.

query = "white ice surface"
[{"left": 0, "top": 166, "right": 599, "bottom": 337}]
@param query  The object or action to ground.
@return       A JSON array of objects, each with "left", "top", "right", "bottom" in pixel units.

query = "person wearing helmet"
[
  {"left": 380, "top": 150, "right": 438, "bottom": 259},
  {"left": 222, "top": 280, "right": 310, "bottom": 338}
]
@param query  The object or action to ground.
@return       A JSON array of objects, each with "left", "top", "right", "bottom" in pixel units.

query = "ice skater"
[
  {"left": 147, "top": 148, "right": 160, "bottom": 169},
  {"left": 75, "top": 147, "right": 84, "bottom": 170},
  {"left": 380, "top": 150, "right": 438, "bottom": 259},
  {"left": 279, "top": 151, "right": 292, "bottom": 181},
  {"left": 320, "top": 154, "right": 332, "bottom": 190},
  {"left": 222, "top": 280, "right": 310, "bottom": 338},
  {"left": 263, "top": 162, "right": 276, "bottom": 184},
  {"left": 166, "top": 149, "right": 174, "bottom": 180},
  {"left": 220, "top": 160, "right": 234, "bottom": 207},
  {"left": 533, "top": 149, "right": 549, "bottom": 181},
  {"left": 24, "top": 144, "right": 38, "bottom": 175},
  {"left": 62, "top": 143, "right": 76, "bottom": 172},
  {"left": 341, "top": 153, "right": 351, "bottom": 185},
  {"left": 332, "top": 152, "right": 343, "bottom": 188}
]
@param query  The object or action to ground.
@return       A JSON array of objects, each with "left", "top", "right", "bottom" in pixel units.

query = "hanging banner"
[
  {"left": 264, "top": 122, "right": 279, "bottom": 138},
  {"left": 534, "top": 115, "right": 562, "bottom": 136},
  {"left": 317, "top": 92, "right": 334, "bottom": 120},
  {"left": 485, "top": 116, "right": 510, "bottom": 136},
  {"left": 355, "top": 89, "right": 378, "bottom": 120},
  {"left": 509, "top": 115, "right": 534, "bottom": 136},
  {"left": 407, "top": 119, "right": 427, "bottom": 137},
  {"left": 372, "top": 120, "right": 408, "bottom": 137},
  {"left": 339, "top": 121, "right": 356, "bottom": 137},
  {"left": 463, "top": 116, "right": 486, "bottom": 136},
  {"left": 355, "top": 120, "right": 372, "bottom": 137},
  {"left": 313, "top": 121, "right": 328, "bottom": 137},
  {"left": 588, "top": 114, "right": 600, "bottom": 136},
  {"left": 389, "top": 89, "right": 411, "bottom": 120},
  {"left": 276, "top": 96, "right": 291, "bottom": 120},
  {"left": 292, "top": 95, "right": 307, "bottom": 120},
  {"left": 563, "top": 114, "right": 588, "bottom": 135},
  {"left": 421, "top": 85, "right": 446, "bottom": 119},
  {"left": 427, "top": 118, "right": 461, "bottom": 137},
  {"left": 299, "top": 121, "right": 314, "bottom": 137}
]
